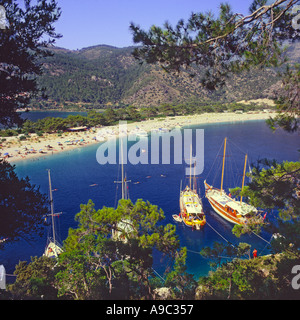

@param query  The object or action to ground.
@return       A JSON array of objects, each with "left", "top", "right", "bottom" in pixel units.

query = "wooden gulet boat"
[
  {"left": 204, "top": 138, "right": 261, "bottom": 226},
  {"left": 178, "top": 147, "right": 206, "bottom": 230}
]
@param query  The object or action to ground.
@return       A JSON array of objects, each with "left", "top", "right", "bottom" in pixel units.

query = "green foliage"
[
  {"left": 130, "top": 1, "right": 299, "bottom": 90},
  {"left": 0, "top": 0, "right": 61, "bottom": 127},
  {"left": 0, "top": 129, "right": 19, "bottom": 137},
  {"left": 8, "top": 256, "right": 58, "bottom": 300},
  {"left": 26, "top": 42, "right": 300, "bottom": 111},
  {"left": 200, "top": 242, "right": 252, "bottom": 270},
  {"left": 55, "top": 199, "right": 181, "bottom": 300},
  {"left": 4, "top": 198, "right": 186, "bottom": 300},
  {"left": 247, "top": 160, "right": 300, "bottom": 219},
  {"left": 0, "top": 160, "right": 48, "bottom": 244},
  {"left": 165, "top": 247, "right": 198, "bottom": 299},
  {"left": 0, "top": 99, "right": 276, "bottom": 137},
  {"left": 197, "top": 150, "right": 300, "bottom": 300},
  {"left": 129, "top": 0, "right": 299, "bottom": 132},
  {"left": 232, "top": 221, "right": 263, "bottom": 239},
  {"left": 18, "top": 135, "right": 27, "bottom": 141},
  {"left": 267, "top": 64, "right": 300, "bottom": 132},
  {"left": 35, "top": 46, "right": 145, "bottom": 108},
  {"left": 197, "top": 252, "right": 300, "bottom": 300},
  {"left": 230, "top": 160, "right": 300, "bottom": 242}
]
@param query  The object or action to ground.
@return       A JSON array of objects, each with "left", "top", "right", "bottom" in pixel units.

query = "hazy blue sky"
[{"left": 53, "top": 0, "right": 255, "bottom": 49}]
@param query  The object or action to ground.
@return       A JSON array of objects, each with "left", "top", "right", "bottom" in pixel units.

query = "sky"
[{"left": 53, "top": 0, "right": 255, "bottom": 50}]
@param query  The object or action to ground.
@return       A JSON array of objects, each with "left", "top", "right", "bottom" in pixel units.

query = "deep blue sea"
[{"left": 1, "top": 119, "right": 299, "bottom": 281}]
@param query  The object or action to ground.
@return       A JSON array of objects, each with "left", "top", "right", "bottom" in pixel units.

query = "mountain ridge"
[{"left": 33, "top": 42, "right": 299, "bottom": 110}]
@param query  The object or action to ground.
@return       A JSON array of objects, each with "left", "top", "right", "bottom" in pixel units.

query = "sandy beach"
[{"left": 0, "top": 111, "right": 275, "bottom": 163}]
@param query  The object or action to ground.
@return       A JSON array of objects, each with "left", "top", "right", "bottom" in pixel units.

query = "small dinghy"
[{"left": 172, "top": 214, "right": 182, "bottom": 222}]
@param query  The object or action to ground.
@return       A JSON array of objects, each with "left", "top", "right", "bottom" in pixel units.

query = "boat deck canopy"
[
  {"left": 207, "top": 188, "right": 257, "bottom": 216},
  {"left": 181, "top": 189, "right": 203, "bottom": 214}
]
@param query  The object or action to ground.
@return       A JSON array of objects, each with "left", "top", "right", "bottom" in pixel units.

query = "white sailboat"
[
  {"left": 175, "top": 146, "right": 206, "bottom": 230},
  {"left": 112, "top": 139, "right": 133, "bottom": 241},
  {"left": 43, "top": 169, "right": 63, "bottom": 258}
]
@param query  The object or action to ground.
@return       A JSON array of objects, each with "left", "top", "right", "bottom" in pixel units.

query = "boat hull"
[
  {"left": 204, "top": 180, "right": 244, "bottom": 225},
  {"left": 181, "top": 216, "right": 206, "bottom": 229},
  {"left": 206, "top": 195, "right": 242, "bottom": 225},
  {"left": 172, "top": 214, "right": 182, "bottom": 222}
]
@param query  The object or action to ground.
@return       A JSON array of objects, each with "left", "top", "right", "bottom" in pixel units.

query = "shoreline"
[{"left": 1, "top": 111, "right": 275, "bottom": 164}]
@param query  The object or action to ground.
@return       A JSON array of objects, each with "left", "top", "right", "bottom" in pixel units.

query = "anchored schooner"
[
  {"left": 43, "top": 170, "right": 63, "bottom": 258},
  {"left": 177, "top": 147, "right": 206, "bottom": 230},
  {"left": 204, "top": 137, "right": 261, "bottom": 225}
]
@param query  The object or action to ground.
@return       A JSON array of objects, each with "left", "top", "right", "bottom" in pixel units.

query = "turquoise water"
[{"left": 1, "top": 120, "right": 299, "bottom": 279}]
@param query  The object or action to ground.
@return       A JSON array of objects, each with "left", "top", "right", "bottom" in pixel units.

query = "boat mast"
[
  {"left": 115, "top": 138, "right": 130, "bottom": 201},
  {"left": 220, "top": 137, "right": 227, "bottom": 194},
  {"left": 189, "top": 145, "right": 192, "bottom": 189},
  {"left": 240, "top": 154, "right": 248, "bottom": 204},
  {"left": 47, "top": 169, "right": 56, "bottom": 245},
  {"left": 124, "top": 175, "right": 127, "bottom": 200},
  {"left": 121, "top": 140, "right": 125, "bottom": 199},
  {"left": 193, "top": 160, "right": 196, "bottom": 192}
]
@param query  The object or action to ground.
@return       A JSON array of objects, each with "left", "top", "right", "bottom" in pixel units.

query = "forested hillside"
[{"left": 33, "top": 42, "right": 299, "bottom": 110}]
